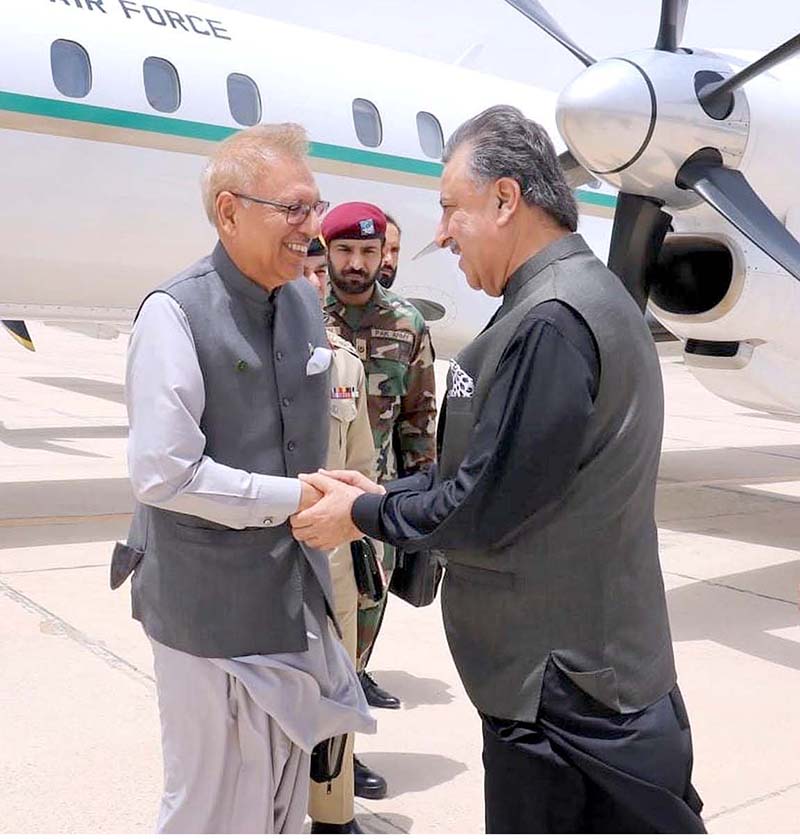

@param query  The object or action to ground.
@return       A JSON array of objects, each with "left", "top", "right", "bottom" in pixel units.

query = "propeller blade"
[
  {"left": 412, "top": 240, "right": 441, "bottom": 261},
  {"left": 2, "top": 320, "right": 35, "bottom": 351},
  {"left": 503, "top": 0, "right": 595, "bottom": 67},
  {"left": 607, "top": 193, "right": 673, "bottom": 312},
  {"left": 559, "top": 150, "right": 594, "bottom": 189},
  {"left": 654, "top": 0, "right": 688, "bottom": 52},
  {"left": 700, "top": 32, "right": 800, "bottom": 111},
  {"left": 677, "top": 149, "right": 800, "bottom": 282}
]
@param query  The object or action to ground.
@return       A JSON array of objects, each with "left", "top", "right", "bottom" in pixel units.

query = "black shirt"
[{"left": 351, "top": 299, "right": 600, "bottom": 550}]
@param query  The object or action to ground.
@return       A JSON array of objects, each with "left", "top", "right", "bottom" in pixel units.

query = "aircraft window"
[
  {"left": 50, "top": 39, "right": 92, "bottom": 99},
  {"left": 143, "top": 57, "right": 181, "bottom": 113},
  {"left": 227, "top": 73, "right": 262, "bottom": 126},
  {"left": 352, "top": 98, "right": 382, "bottom": 147},
  {"left": 416, "top": 111, "right": 443, "bottom": 159}
]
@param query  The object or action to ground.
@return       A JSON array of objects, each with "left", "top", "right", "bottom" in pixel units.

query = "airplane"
[{"left": 1, "top": 0, "right": 799, "bottom": 416}]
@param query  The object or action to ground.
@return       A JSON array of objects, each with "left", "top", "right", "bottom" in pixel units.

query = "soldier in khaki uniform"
[
  {"left": 321, "top": 204, "right": 437, "bottom": 718},
  {"left": 304, "top": 239, "right": 378, "bottom": 833}
]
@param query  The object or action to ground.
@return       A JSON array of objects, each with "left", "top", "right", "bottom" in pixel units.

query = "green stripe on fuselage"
[{"left": 0, "top": 90, "right": 616, "bottom": 208}]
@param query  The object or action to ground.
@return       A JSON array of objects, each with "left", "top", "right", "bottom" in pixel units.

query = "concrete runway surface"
[{"left": 1, "top": 324, "right": 799, "bottom": 834}]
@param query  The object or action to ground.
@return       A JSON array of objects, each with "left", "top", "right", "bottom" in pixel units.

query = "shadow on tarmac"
[
  {"left": 668, "top": 559, "right": 800, "bottom": 671},
  {"left": 24, "top": 376, "right": 125, "bottom": 405},
  {"left": 0, "top": 478, "right": 133, "bottom": 520},
  {"left": 370, "top": 669, "right": 456, "bottom": 709},
  {"left": 0, "top": 419, "right": 127, "bottom": 458},
  {"left": 356, "top": 751, "right": 468, "bottom": 796},
  {"left": 659, "top": 494, "right": 800, "bottom": 557},
  {"left": 659, "top": 444, "right": 800, "bottom": 487},
  {"left": 0, "top": 514, "right": 130, "bottom": 550},
  {"left": 743, "top": 412, "right": 800, "bottom": 425},
  {"left": 355, "top": 811, "right": 414, "bottom": 834}
]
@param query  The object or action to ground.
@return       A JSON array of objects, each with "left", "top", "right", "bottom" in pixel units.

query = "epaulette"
[{"left": 326, "top": 328, "right": 360, "bottom": 359}]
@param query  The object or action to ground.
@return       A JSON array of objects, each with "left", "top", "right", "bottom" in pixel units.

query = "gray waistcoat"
[
  {"left": 439, "top": 234, "right": 676, "bottom": 722},
  {"left": 125, "top": 243, "right": 334, "bottom": 658}
]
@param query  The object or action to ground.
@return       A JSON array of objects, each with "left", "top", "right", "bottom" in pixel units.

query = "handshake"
[{"left": 291, "top": 470, "right": 386, "bottom": 550}]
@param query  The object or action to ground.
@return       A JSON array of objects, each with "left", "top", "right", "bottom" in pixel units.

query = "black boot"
[
  {"left": 359, "top": 671, "right": 400, "bottom": 709},
  {"left": 353, "top": 755, "right": 387, "bottom": 800},
  {"left": 310, "top": 818, "right": 364, "bottom": 833}
]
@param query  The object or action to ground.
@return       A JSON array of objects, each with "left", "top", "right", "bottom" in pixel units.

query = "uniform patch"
[
  {"left": 370, "top": 328, "right": 414, "bottom": 344},
  {"left": 359, "top": 218, "right": 375, "bottom": 236}
]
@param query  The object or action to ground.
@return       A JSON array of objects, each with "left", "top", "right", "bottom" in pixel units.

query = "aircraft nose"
[{"left": 556, "top": 58, "right": 654, "bottom": 176}]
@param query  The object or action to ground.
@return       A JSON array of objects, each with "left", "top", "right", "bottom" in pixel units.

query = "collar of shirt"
[
  {"left": 502, "top": 233, "right": 590, "bottom": 308},
  {"left": 212, "top": 241, "right": 278, "bottom": 308}
]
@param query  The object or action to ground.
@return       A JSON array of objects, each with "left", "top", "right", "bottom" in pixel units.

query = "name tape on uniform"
[{"left": 370, "top": 328, "right": 414, "bottom": 344}]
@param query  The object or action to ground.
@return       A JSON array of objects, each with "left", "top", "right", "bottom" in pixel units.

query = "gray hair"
[
  {"left": 443, "top": 105, "right": 578, "bottom": 232},
  {"left": 200, "top": 123, "right": 309, "bottom": 224}
]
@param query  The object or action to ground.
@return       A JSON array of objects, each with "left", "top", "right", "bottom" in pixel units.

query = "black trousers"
[{"left": 482, "top": 663, "right": 706, "bottom": 834}]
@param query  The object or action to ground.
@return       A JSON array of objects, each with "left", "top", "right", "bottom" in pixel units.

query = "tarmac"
[{"left": 1, "top": 323, "right": 799, "bottom": 834}]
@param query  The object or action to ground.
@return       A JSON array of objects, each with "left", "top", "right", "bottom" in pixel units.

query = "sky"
[{"left": 202, "top": 0, "right": 799, "bottom": 92}]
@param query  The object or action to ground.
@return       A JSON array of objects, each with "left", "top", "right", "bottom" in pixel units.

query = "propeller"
[
  {"left": 699, "top": 32, "right": 800, "bottom": 118},
  {"left": 558, "top": 150, "right": 593, "bottom": 189},
  {"left": 654, "top": 0, "right": 688, "bottom": 52},
  {"left": 676, "top": 149, "right": 800, "bottom": 281},
  {"left": 2, "top": 320, "right": 35, "bottom": 351},
  {"left": 607, "top": 194, "right": 673, "bottom": 312},
  {"left": 503, "top": 0, "right": 800, "bottom": 313},
  {"left": 412, "top": 240, "right": 440, "bottom": 261},
  {"left": 502, "top": 0, "right": 595, "bottom": 67}
]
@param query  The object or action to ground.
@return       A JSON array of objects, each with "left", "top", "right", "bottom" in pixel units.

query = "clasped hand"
[{"left": 291, "top": 470, "right": 385, "bottom": 550}]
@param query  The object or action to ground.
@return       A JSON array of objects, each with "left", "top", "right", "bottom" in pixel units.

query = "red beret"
[{"left": 321, "top": 202, "right": 387, "bottom": 243}]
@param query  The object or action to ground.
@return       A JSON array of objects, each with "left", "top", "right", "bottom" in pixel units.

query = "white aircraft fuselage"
[{"left": 2, "top": 0, "right": 800, "bottom": 416}]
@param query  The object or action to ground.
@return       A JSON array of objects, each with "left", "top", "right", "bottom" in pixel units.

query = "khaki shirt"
[{"left": 326, "top": 329, "right": 380, "bottom": 607}]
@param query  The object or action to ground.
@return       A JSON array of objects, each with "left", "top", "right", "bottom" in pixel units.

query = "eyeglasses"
[{"left": 230, "top": 192, "right": 330, "bottom": 225}]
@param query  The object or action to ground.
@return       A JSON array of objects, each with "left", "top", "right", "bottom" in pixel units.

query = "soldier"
[
  {"left": 322, "top": 203, "right": 437, "bottom": 702},
  {"left": 377, "top": 213, "right": 401, "bottom": 289},
  {"left": 304, "top": 235, "right": 329, "bottom": 287},
  {"left": 304, "top": 240, "right": 378, "bottom": 833}
]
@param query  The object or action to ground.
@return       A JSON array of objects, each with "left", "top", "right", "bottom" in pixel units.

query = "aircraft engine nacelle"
[{"left": 650, "top": 232, "right": 800, "bottom": 416}]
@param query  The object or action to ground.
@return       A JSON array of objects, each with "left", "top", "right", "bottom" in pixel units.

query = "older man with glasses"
[{"left": 111, "top": 124, "right": 374, "bottom": 834}]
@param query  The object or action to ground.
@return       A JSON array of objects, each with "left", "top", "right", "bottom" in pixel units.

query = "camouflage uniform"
[
  {"left": 308, "top": 329, "right": 377, "bottom": 826},
  {"left": 325, "top": 283, "right": 437, "bottom": 670}
]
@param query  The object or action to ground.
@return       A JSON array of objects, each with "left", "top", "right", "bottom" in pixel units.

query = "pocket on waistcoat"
[
  {"left": 109, "top": 542, "right": 145, "bottom": 590},
  {"left": 173, "top": 521, "right": 274, "bottom": 546},
  {"left": 444, "top": 560, "right": 516, "bottom": 591}
]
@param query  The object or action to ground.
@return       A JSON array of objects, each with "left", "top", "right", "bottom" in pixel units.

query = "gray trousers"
[{"left": 151, "top": 639, "right": 311, "bottom": 834}]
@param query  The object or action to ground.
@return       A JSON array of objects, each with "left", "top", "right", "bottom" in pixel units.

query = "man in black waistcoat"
[{"left": 291, "top": 105, "right": 705, "bottom": 834}]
